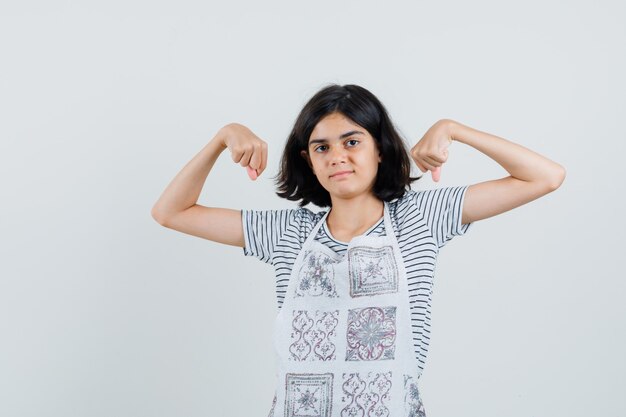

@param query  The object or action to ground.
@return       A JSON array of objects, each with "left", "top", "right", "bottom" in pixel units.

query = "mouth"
[{"left": 330, "top": 170, "right": 354, "bottom": 179}]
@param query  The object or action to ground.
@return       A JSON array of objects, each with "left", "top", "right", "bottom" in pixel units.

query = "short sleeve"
[
  {"left": 241, "top": 208, "right": 298, "bottom": 264},
  {"left": 408, "top": 185, "right": 473, "bottom": 249}
]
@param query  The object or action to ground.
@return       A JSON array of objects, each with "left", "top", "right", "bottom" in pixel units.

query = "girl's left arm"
[
  {"left": 436, "top": 119, "right": 565, "bottom": 225},
  {"left": 411, "top": 119, "right": 565, "bottom": 224}
]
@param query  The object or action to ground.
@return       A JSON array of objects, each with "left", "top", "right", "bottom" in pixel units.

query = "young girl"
[{"left": 152, "top": 84, "right": 565, "bottom": 417}]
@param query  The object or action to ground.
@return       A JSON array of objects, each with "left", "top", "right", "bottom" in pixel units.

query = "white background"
[{"left": 1, "top": 0, "right": 624, "bottom": 416}]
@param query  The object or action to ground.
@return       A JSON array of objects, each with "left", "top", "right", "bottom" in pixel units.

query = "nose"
[{"left": 328, "top": 144, "right": 347, "bottom": 165}]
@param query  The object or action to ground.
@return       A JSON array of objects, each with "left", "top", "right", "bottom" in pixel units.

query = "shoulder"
[
  {"left": 292, "top": 206, "right": 328, "bottom": 234},
  {"left": 387, "top": 188, "right": 421, "bottom": 216},
  {"left": 241, "top": 206, "right": 325, "bottom": 263},
  {"left": 385, "top": 186, "right": 468, "bottom": 227},
  {"left": 243, "top": 206, "right": 327, "bottom": 236},
  {"left": 241, "top": 206, "right": 326, "bottom": 226},
  {"left": 393, "top": 185, "right": 469, "bottom": 211}
]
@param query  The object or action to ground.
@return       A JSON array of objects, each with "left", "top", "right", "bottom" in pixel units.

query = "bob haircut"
[{"left": 273, "top": 83, "right": 421, "bottom": 208}]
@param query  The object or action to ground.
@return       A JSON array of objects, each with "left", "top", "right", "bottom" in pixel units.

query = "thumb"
[
  {"left": 246, "top": 165, "right": 258, "bottom": 180},
  {"left": 431, "top": 166, "right": 441, "bottom": 182}
]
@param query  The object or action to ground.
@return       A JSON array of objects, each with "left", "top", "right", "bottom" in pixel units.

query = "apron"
[{"left": 266, "top": 200, "right": 427, "bottom": 417}]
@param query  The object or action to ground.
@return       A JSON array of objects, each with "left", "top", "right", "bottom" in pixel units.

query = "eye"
[{"left": 313, "top": 139, "right": 359, "bottom": 153}]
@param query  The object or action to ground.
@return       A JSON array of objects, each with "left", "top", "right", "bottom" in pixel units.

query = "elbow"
[
  {"left": 151, "top": 207, "right": 168, "bottom": 226},
  {"left": 548, "top": 165, "right": 566, "bottom": 191}
]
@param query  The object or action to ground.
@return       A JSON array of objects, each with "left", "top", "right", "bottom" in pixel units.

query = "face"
[{"left": 301, "top": 112, "right": 382, "bottom": 201}]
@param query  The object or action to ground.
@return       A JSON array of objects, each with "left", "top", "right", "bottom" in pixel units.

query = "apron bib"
[{"left": 266, "top": 200, "right": 427, "bottom": 417}]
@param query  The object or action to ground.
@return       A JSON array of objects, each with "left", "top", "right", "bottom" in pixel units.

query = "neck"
[{"left": 326, "top": 193, "right": 384, "bottom": 239}]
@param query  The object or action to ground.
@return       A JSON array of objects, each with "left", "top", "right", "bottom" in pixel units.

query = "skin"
[
  {"left": 151, "top": 116, "right": 566, "bottom": 249},
  {"left": 410, "top": 119, "right": 566, "bottom": 225},
  {"left": 300, "top": 112, "right": 385, "bottom": 243}
]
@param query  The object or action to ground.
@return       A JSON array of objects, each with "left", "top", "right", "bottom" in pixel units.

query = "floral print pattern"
[
  {"left": 285, "top": 373, "right": 333, "bottom": 417},
  {"left": 348, "top": 246, "right": 398, "bottom": 297},
  {"left": 346, "top": 306, "right": 397, "bottom": 361},
  {"left": 289, "top": 310, "right": 339, "bottom": 361},
  {"left": 340, "top": 371, "right": 392, "bottom": 417},
  {"left": 275, "top": 203, "right": 427, "bottom": 416},
  {"left": 403, "top": 374, "right": 426, "bottom": 417},
  {"left": 295, "top": 250, "right": 339, "bottom": 298}
]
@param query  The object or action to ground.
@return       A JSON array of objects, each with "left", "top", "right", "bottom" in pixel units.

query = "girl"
[{"left": 152, "top": 84, "right": 565, "bottom": 417}]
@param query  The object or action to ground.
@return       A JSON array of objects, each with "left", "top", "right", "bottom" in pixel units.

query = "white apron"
[{"left": 266, "top": 200, "right": 427, "bottom": 417}]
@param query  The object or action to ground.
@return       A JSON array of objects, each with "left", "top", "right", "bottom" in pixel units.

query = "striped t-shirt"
[{"left": 241, "top": 185, "right": 473, "bottom": 374}]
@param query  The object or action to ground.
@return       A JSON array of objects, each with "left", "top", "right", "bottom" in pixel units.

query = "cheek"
[{"left": 363, "top": 153, "right": 380, "bottom": 168}]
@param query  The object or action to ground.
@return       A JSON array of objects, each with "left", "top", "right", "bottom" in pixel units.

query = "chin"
[{"left": 329, "top": 187, "right": 368, "bottom": 199}]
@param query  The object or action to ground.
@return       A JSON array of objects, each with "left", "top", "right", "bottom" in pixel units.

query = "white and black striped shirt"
[{"left": 241, "top": 185, "right": 473, "bottom": 374}]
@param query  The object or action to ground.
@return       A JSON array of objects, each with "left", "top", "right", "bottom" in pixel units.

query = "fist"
[{"left": 410, "top": 120, "right": 453, "bottom": 182}]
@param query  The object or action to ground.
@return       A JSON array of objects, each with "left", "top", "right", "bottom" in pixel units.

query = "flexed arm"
[
  {"left": 410, "top": 119, "right": 566, "bottom": 225},
  {"left": 151, "top": 123, "right": 268, "bottom": 247}
]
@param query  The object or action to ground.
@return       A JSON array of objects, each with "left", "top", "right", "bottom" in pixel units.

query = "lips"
[{"left": 330, "top": 170, "right": 354, "bottom": 178}]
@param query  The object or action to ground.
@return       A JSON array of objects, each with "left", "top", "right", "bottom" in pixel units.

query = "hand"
[
  {"left": 219, "top": 123, "right": 268, "bottom": 181},
  {"left": 410, "top": 119, "right": 453, "bottom": 182}
]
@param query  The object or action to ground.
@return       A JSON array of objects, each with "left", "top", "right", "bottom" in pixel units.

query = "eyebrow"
[{"left": 309, "top": 130, "right": 365, "bottom": 146}]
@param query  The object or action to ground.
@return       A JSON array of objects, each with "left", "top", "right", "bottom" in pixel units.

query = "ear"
[
  {"left": 378, "top": 152, "right": 382, "bottom": 163},
  {"left": 300, "top": 150, "right": 314, "bottom": 172}
]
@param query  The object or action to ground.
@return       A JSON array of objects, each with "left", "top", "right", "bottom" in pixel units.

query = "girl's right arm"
[{"left": 150, "top": 123, "right": 268, "bottom": 247}]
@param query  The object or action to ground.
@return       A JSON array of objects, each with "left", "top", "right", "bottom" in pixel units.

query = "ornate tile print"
[
  {"left": 267, "top": 392, "right": 276, "bottom": 417},
  {"left": 284, "top": 373, "right": 333, "bottom": 417},
  {"left": 289, "top": 309, "right": 339, "bottom": 361},
  {"left": 345, "top": 306, "right": 397, "bottom": 361},
  {"left": 403, "top": 374, "right": 426, "bottom": 417},
  {"left": 295, "top": 250, "right": 339, "bottom": 298},
  {"left": 348, "top": 246, "right": 398, "bottom": 297},
  {"left": 340, "top": 371, "right": 392, "bottom": 417}
]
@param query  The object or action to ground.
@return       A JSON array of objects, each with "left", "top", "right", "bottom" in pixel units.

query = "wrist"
[
  {"left": 441, "top": 119, "right": 459, "bottom": 142},
  {"left": 213, "top": 125, "right": 230, "bottom": 150}
]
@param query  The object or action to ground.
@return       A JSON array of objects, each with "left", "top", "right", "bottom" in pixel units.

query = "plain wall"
[{"left": 1, "top": 0, "right": 624, "bottom": 416}]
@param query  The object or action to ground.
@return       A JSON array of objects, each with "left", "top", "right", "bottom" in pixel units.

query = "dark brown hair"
[{"left": 272, "top": 83, "right": 421, "bottom": 208}]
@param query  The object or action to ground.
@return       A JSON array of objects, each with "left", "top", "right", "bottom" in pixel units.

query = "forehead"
[{"left": 309, "top": 113, "right": 369, "bottom": 144}]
